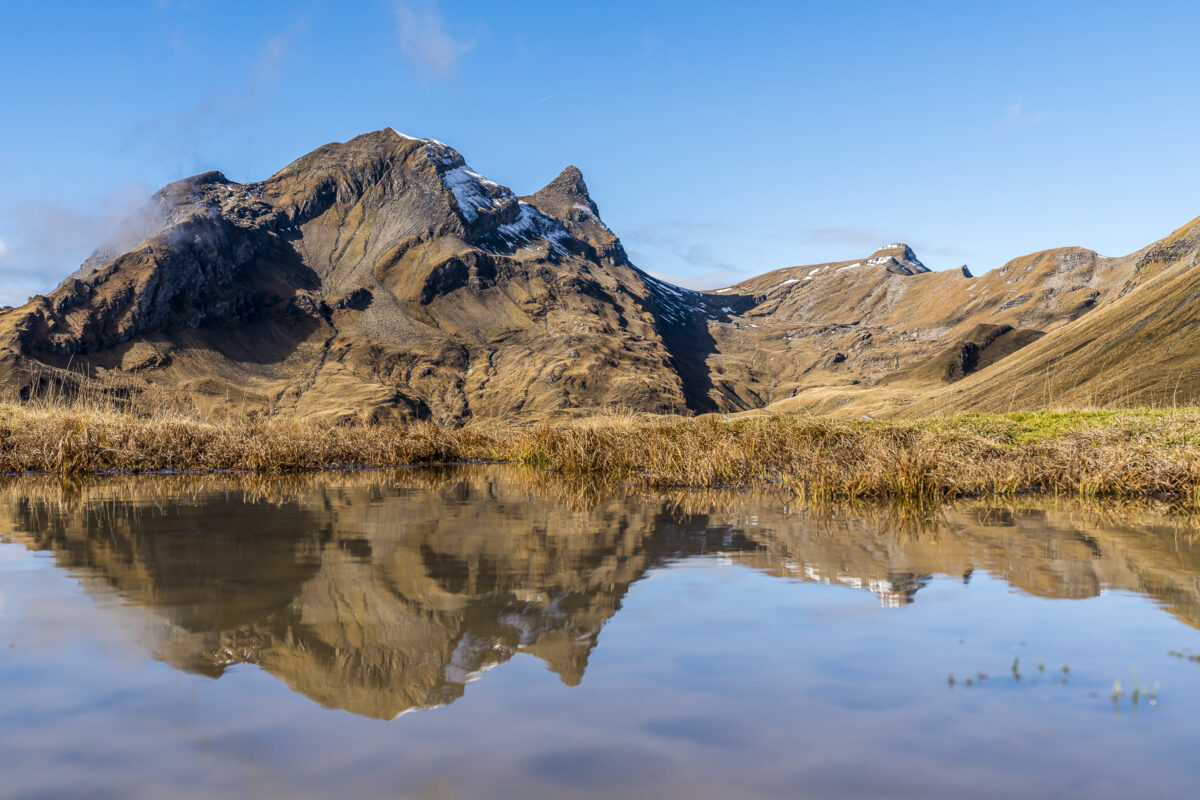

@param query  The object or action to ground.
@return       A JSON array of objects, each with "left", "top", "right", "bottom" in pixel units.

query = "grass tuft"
[{"left": 2, "top": 399, "right": 1200, "bottom": 499}]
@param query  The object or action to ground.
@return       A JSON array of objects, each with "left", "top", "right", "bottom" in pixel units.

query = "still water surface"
[{"left": 1, "top": 467, "right": 1199, "bottom": 799}]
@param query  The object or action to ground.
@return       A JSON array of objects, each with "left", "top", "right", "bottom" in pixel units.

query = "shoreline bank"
[{"left": 2, "top": 404, "right": 1198, "bottom": 500}]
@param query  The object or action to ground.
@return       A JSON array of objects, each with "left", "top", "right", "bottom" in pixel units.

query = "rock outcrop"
[{"left": 0, "top": 130, "right": 703, "bottom": 422}]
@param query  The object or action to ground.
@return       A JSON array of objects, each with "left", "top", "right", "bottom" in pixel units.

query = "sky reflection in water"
[{"left": 1, "top": 468, "right": 1199, "bottom": 799}]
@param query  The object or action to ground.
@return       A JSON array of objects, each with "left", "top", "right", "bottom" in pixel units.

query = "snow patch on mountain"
[
  {"left": 425, "top": 140, "right": 512, "bottom": 224},
  {"left": 481, "top": 202, "right": 572, "bottom": 256},
  {"left": 439, "top": 165, "right": 506, "bottom": 223},
  {"left": 875, "top": 244, "right": 928, "bottom": 273},
  {"left": 643, "top": 274, "right": 708, "bottom": 325},
  {"left": 420, "top": 139, "right": 585, "bottom": 256}
]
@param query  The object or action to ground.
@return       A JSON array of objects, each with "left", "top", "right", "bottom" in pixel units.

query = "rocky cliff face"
[
  {"left": 0, "top": 130, "right": 707, "bottom": 421},
  {"left": 1, "top": 128, "right": 1196, "bottom": 420}
]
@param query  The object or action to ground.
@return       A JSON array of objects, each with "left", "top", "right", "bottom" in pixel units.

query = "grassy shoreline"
[{"left": 1, "top": 402, "right": 1199, "bottom": 500}]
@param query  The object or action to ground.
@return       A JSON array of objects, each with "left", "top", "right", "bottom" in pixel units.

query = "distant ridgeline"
[{"left": 2, "top": 128, "right": 1199, "bottom": 422}]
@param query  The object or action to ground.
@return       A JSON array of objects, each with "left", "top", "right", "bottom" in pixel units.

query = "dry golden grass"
[
  {"left": 2, "top": 396, "right": 1200, "bottom": 500},
  {"left": 505, "top": 410, "right": 1200, "bottom": 500}
]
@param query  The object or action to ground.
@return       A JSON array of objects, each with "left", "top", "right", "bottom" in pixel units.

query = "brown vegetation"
[{"left": 2, "top": 398, "right": 1200, "bottom": 500}]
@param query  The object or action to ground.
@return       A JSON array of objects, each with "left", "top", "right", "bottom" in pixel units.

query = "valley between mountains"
[{"left": 2, "top": 128, "right": 1198, "bottom": 423}]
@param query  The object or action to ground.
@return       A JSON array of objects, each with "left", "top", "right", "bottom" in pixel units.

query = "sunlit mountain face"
[{"left": 7, "top": 129, "right": 1200, "bottom": 423}]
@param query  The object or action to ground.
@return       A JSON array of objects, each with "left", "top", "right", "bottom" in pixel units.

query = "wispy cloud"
[
  {"left": 792, "top": 226, "right": 966, "bottom": 263},
  {"left": 640, "top": 263, "right": 745, "bottom": 291},
  {"left": 1003, "top": 94, "right": 1050, "bottom": 128},
  {"left": 625, "top": 220, "right": 747, "bottom": 289},
  {"left": 803, "top": 225, "right": 893, "bottom": 249},
  {"left": 626, "top": 220, "right": 739, "bottom": 248},
  {"left": 394, "top": 1, "right": 473, "bottom": 77},
  {"left": 122, "top": 20, "right": 305, "bottom": 170},
  {"left": 10, "top": 19, "right": 307, "bottom": 304},
  {"left": 0, "top": 183, "right": 154, "bottom": 304}
]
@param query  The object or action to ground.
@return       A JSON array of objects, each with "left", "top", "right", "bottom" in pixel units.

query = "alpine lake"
[{"left": 2, "top": 466, "right": 1199, "bottom": 799}]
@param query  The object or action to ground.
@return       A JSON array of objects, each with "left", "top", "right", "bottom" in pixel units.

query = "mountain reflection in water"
[{"left": 2, "top": 467, "right": 1199, "bottom": 720}]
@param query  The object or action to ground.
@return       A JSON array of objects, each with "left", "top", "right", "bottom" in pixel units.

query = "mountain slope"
[
  {"left": 898, "top": 215, "right": 1200, "bottom": 414},
  {"left": 0, "top": 128, "right": 1194, "bottom": 421},
  {"left": 698, "top": 240, "right": 1146, "bottom": 415},
  {"left": 0, "top": 130, "right": 714, "bottom": 421}
]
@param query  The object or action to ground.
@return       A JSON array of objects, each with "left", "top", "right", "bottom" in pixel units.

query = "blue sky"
[{"left": 2, "top": 0, "right": 1199, "bottom": 304}]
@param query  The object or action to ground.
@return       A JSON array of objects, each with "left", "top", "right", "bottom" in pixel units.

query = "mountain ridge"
[{"left": 2, "top": 128, "right": 1197, "bottom": 421}]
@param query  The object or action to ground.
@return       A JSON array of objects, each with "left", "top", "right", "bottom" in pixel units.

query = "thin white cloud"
[
  {"left": 803, "top": 225, "right": 893, "bottom": 249},
  {"left": 121, "top": 19, "right": 306, "bottom": 169},
  {"left": 627, "top": 222, "right": 740, "bottom": 270},
  {"left": 641, "top": 265, "right": 745, "bottom": 291},
  {"left": 0, "top": 183, "right": 154, "bottom": 304},
  {"left": 394, "top": 1, "right": 473, "bottom": 77},
  {"left": 627, "top": 219, "right": 740, "bottom": 248},
  {"left": 1004, "top": 94, "right": 1049, "bottom": 128},
  {"left": 625, "top": 221, "right": 749, "bottom": 289}
]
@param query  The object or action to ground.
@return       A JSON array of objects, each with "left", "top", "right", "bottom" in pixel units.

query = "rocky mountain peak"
[
  {"left": 8, "top": 128, "right": 1187, "bottom": 424},
  {"left": 267, "top": 129, "right": 421, "bottom": 183},
  {"left": 519, "top": 165, "right": 624, "bottom": 261},
  {"left": 524, "top": 164, "right": 597, "bottom": 212},
  {"left": 865, "top": 243, "right": 929, "bottom": 275},
  {"left": 529, "top": 165, "right": 597, "bottom": 213}
]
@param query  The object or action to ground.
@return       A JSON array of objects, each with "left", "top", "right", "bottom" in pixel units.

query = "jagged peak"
[
  {"left": 543, "top": 165, "right": 588, "bottom": 197},
  {"left": 862, "top": 242, "right": 929, "bottom": 275},
  {"left": 261, "top": 132, "right": 589, "bottom": 240},
  {"left": 268, "top": 128, "right": 435, "bottom": 181},
  {"left": 526, "top": 165, "right": 599, "bottom": 217},
  {"left": 155, "top": 170, "right": 230, "bottom": 199},
  {"left": 869, "top": 243, "right": 924, "bottom": 265}
]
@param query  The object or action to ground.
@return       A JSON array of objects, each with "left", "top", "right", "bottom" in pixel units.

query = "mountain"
[
  {"left": 720, "top": 239, "right": 1160, "bottom": 416},
  {"left": 0, "top": 129, "right": 717, "bottom": 422},
  {"left": 1, "top": 128, "right": 1197, "bottom": 421},
  {"left": 895, "top": 215, "right": 1200, "bottom": 414}
]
